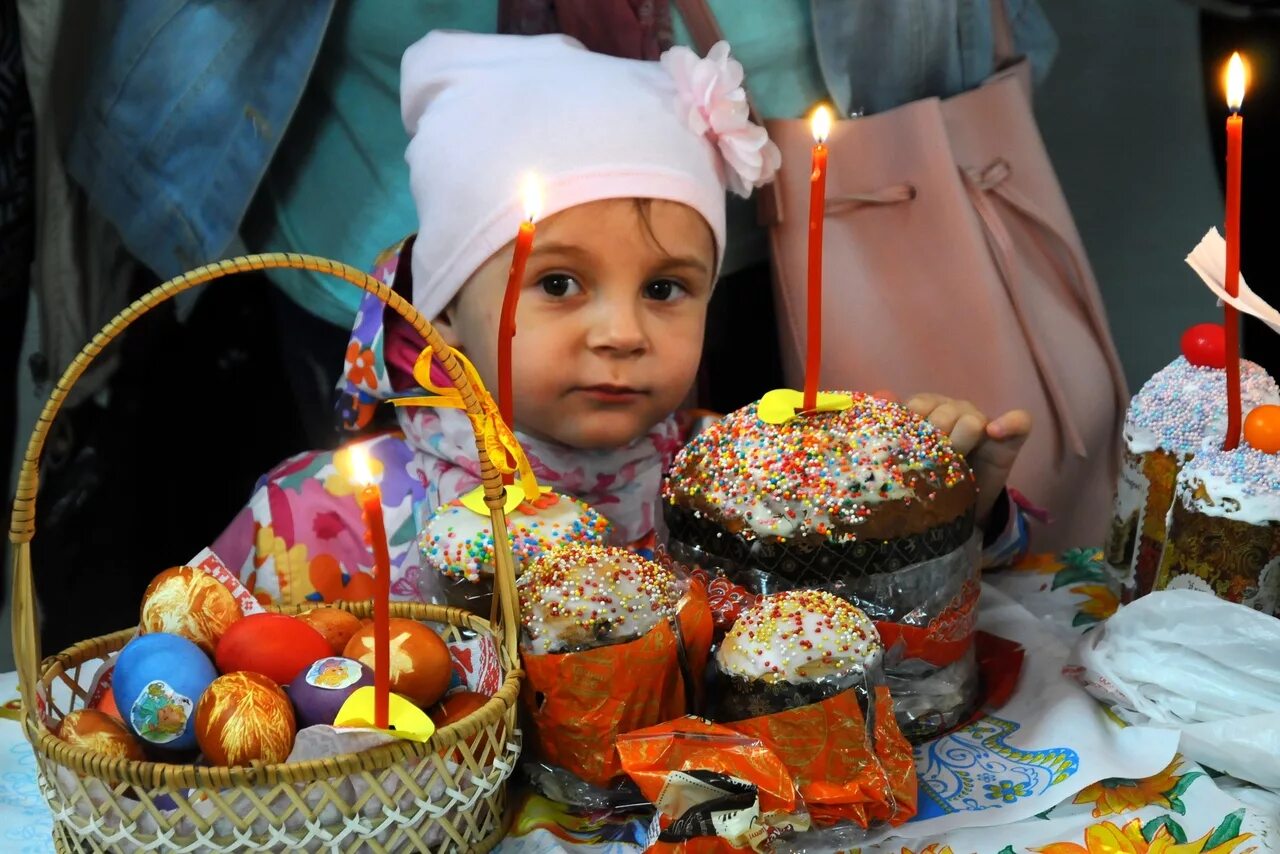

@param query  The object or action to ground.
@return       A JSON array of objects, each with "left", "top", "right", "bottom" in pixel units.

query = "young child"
[{"left": 211, "top": 32, "right": 1031, "bottom": 607}]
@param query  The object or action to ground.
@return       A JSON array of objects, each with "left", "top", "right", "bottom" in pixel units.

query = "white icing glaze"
[
  {"left": 664, "top": 395, "right": 971, "bottom": 542},
  {"left": 518, "top": 544, "right": 679, "bottom": 655},
  {"left": 715, "top": 590, "right": 882, "bottom": 684},
  {"left": 1174, "top": 443, "right": 1280, "bottom": 525},
  {"left": 419, "top": 492, "right": 611, "bottom": 583},
  {"left": 1125, "top": 357, "right": 1279, "bottom": 455}
]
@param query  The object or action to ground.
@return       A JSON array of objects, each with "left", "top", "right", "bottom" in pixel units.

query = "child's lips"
[{"left": 575, "top": 384, "right": 648, "bottom": 402}]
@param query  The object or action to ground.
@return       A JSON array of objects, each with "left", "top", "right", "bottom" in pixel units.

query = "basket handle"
[{"left": 8, "top": 253, "right": 523, "bottom": 717}]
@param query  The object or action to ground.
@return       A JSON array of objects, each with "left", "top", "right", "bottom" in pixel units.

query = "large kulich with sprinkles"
[
  {"left": 662, "top": 392, "right": 977, "bottom": 583},
  {"left": 1106, "top": 330, "right": 1279, "bottom": 602},
  {"left": 1154, "top": 439, "right": 1280, "bottom": 614},
  {"left": 418, "top": 491, "right": 611, "bottom": 616},
  {"left": 712, "top": 589, "right": 884, "bottom": 722}
]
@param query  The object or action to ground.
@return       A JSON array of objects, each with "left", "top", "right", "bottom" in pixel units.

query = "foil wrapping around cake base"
[
  {"left": 1155, "top": 499, "right": 1280, "bottom": 616},
  {"left": 668, "top": 509, "right": 981, "bottom": 743},
  {"left": 663, "top": 504, "right": 973, "bottom": 584},
  {"left": 709, "top": 657, "right": 879, "bottom": 725}
]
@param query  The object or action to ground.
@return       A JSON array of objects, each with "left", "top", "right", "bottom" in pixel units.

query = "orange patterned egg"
[
  {"left": 343, "top": 618, "right": 453, "bottom": 708},
  {"left": 1245, "top": 405, "right": 1280, "bottom": 454},
  {"left": 296, "top": 607, "right": 364, "bottom": 656},
  {"left": 58, "top": 709, "right": 146, "bottom": 761},
  {"left": 140, "top": 566, "right": 244, "bottom": 655},
  {"left": 194, "top": 672, "right": 296, "bottom": 766}
]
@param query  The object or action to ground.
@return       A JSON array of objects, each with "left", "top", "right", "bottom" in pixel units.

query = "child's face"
[{"left": 438, "top": 198, "right": 714, "bottom": 449}]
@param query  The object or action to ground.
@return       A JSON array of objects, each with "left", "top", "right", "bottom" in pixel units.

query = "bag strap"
[{"left": 672, "top": 0, "right": 782, "bottom": 226}]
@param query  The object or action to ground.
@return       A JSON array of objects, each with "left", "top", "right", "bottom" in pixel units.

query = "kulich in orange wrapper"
[
  {"left": 518, "top": 545, "right": 713, "bottom": 786},
  {"left": 618, "top": 717, "right": 806, "bottom": 852}
]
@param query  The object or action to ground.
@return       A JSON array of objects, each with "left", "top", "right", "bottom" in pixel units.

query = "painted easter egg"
[
  {"left": 1245, "top": 404, "right": 1280, "bottom": 454},
  {"left": 139, "top": 566, "right": 245, "bottom": 655},
  {"left": 296, "top": 607, "right": 364, "bottom": 656},
  {"left": 114, "top": 633, "right": 218, "bottom": 751},
  {"left": 1180, "top": 323, "right": 1227, "bottom": 369},
  {"left": 215, "top": 613, "right": 331, "bottom": 685},
  {"left": 58, "top": 709, "right": 146, "bottom": 761},
  {"left": 288, "top": 657, "right": 375, "bottom": 728},
  {"left": 343, "top": 618, "right": 453, "bottom": 708},
  {"left": 429, "top": 691, "right": 491, "bottom": 762},
  {"left": 195, "top": 672, "right": 297, "bottom": 766}
]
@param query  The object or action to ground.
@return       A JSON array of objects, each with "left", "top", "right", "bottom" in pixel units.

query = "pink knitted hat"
[{"left": 401, "top": 32, "right": 779, "bottom": 321}]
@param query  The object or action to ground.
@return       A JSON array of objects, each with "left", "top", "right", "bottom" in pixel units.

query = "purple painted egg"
[{"left": 287, "top": 657, "right": 374, "bottom": 728}]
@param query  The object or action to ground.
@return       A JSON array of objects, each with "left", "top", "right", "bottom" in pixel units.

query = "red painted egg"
[
  {"left": 430, "top": 691, "right": 492, "bottom": 762},
  {"left": 92, "top": 687, "right": 122, "bottom": 722},
  {"left": 215, "top": 613, "right": 331, "bottom": 685},
  {"left": 1180, "top": 323, "right": 1227, "bottom": 369},
  {"left": 1245, "top": 405, "right": 1280, "bottom": 454},
  {"left": 296, "top": 607, "right": 364, "bottom": 656},
  {"left": 58, "top": 709, "right": 146, "bottom": 761},
  {"left": 343, "top": 618, "right": 453, "bottom": 708},
  {"left": 195, "top": 672, "right": 296, "bottom": 766}
]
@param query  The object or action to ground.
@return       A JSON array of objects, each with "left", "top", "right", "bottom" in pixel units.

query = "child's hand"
[{"left": 904, "top": 393, "right": 1032, "bottom": 528}]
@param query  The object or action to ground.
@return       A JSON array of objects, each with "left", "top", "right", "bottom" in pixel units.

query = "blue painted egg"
[{"left": 114, "top": 633, "right": 217, "bottom": 752}]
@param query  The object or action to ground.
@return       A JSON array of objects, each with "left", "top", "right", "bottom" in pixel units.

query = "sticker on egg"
[
  {"left": 195, "top": 672, "right": 297, "bottom": 766},
  {"left": 139, "top": 566, "right": 245, "bottom": 655}
]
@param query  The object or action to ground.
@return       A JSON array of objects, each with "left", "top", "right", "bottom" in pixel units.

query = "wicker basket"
[{"left": 8, "top": 255, "right": 526, "bottom": 853}]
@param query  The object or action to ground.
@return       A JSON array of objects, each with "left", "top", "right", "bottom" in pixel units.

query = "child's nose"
[{"left": 586, "top": 300, "right": 648, "bottom": 356}]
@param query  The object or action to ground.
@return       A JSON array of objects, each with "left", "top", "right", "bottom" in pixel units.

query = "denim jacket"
[{"left": 65, "top": 0, "right": 1055, "bottom": 282}]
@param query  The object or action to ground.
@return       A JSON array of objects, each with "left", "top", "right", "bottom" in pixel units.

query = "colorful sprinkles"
[
  {"left": 1127, "top": 356, "right": 1278, "bottom": 455},
  {"left": 419, "top": 493, "right": 611, "bottom": 583},
  {"left": 1181, "top": 441, "right": 1280, "bottom": 500},
  {"left": 717, "top": 589, "right": 881, "bottom": 684},
  {"left": 663, "top": 393, "right": 972, "bottom": 541},
  {"left": 518, "top": 543, "right": 680, "bottom": 654}
]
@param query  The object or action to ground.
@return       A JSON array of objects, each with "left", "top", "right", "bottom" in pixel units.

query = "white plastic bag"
[{"left": 1068, "top": 589, "right": 1280, "bottom": 789}]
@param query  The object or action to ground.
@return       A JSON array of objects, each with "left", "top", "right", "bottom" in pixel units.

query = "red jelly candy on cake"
[{"left": 1180, "top": 323, "right": 1227, "bottom": 369}]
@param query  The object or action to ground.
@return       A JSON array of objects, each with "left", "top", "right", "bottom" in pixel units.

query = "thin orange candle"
[
  {"left": 1223, "top": 52, "right": 1246, "bottom": 450},
  {"left": 498, "top": 176, "right": 543, "bottom": 431},
  {"left": 803, "top": 106, "right": 832, "bottom": 413},
  {"left": 350, "top": 447, "right": 391, "bottom": 729}
]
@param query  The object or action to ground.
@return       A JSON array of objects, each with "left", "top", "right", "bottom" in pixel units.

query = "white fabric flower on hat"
[{"left": 661, "top": 41, "right": 781, "bottom": 198}]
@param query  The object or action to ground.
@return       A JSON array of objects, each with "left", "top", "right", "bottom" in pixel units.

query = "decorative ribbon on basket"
[{"left": 7, "top": 254, "right": 525, "bottom": 854}]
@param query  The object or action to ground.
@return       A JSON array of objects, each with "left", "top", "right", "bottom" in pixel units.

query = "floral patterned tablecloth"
[{"left": 1, "top": 551, "right": 1276, "bottom": 853}]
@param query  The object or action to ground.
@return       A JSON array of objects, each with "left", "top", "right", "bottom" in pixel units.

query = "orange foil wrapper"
[
  {"left": 618, "top": 717, "right": 805, "bottom": 853},
  {"left": 727, "top": 685, "right": 917, "bottom": 828},
  {"left": 522, "top": 587, "right": 714, "bottom": 787}
]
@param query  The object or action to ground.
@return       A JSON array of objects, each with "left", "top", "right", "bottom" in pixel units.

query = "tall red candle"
[
  {"left": 498, "top": 178, "right": 543, "bottom": 433},
  {"left": 803, "top": 106, "right": 833, "bottom": 413},
  {"left": 352, "top": 449, "right": 391, "bottom": 729},
  {"left": 1223, "top": 53, "right": 1246, "bottom": 451}
]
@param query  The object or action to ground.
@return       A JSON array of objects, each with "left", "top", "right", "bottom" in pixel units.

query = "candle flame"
[
  {"left": 810, "top": 105, "right": 833, "bottom": 144},
  {"left": 522, "top": 174, "right": 543, "bottom": 223},
  {"left": 1226, "top": 52, "right": 1247, "bottom": 112},
  {"left": 348, "top": 445, "right": 374, "bottom": 487}
]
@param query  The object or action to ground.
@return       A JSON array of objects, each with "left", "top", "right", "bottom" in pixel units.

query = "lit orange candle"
[
  {"left": 804, "top": 106, "right": 833, "bottom": 413},
  {"left": 1223, "top": 52, "right": 1246, "bottom": 450},
  {"left": 350, "top": 446, "right": 390, "bottom": 729},
  {"left": 498, "top": 176, "right": 543, "bottom": 432}
]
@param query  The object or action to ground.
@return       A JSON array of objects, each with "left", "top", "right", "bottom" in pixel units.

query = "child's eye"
[
  {"left": 537, "top": 274, "right": 582, "bottom": 298},
  {"left": 643, "top": 278, "right": 687, "bottom": 302}
]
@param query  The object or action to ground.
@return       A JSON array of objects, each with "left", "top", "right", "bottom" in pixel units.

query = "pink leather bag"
[{"left": 677, "top": 0, "right": 1128, "bottom": 550}]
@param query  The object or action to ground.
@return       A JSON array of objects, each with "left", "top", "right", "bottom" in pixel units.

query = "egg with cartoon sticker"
[
  {"left": 114, "top": 633, "right": 217, "bottom": 751},
  {"left": 288, "top": 656, "right": 374, "bottom": 728}
]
